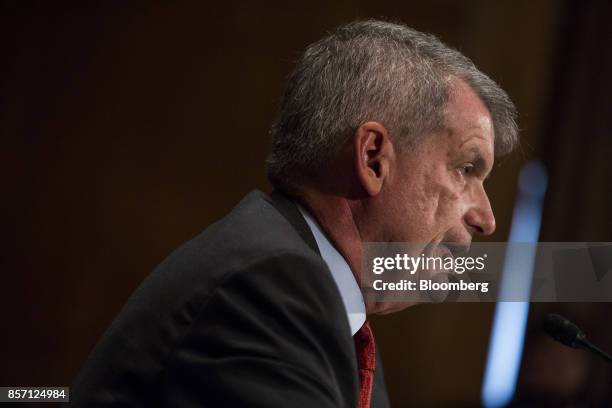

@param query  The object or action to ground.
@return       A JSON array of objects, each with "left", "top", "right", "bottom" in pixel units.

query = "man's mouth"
[{"left": 444, "top": 242, "right": 470, "bottom": 257}]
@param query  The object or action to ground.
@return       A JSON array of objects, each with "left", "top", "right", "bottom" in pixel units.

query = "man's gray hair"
[{"left": 266, "top": 19, "right": 518, "bottom": 189}]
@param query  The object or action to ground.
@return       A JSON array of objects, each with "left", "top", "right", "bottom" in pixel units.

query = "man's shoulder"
[
  {"left": 71, "top": 190, "right": 351, "bottom": 406},
  {"left": 119, "top": 190, "right": 331, "bottom": 324},
  {"left": 157, "top": 189, "right": 323, "bottom": 282},
  {"left": 195, "top": 189, "right": 320, "bottom": 260}
]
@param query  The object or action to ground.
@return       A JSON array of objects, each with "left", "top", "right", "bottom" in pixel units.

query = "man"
[{"left": 72, "top": 20, "right": 517, "bottom": 407}]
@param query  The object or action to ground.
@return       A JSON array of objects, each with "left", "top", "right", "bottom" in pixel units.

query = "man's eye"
[{"left": 458, "top": 164, "right": 474, "bottom": 176}]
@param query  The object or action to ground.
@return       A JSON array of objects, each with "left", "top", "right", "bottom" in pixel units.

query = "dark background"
[{"left": 2, "top": 0, "right": 611, "bottom": 406}]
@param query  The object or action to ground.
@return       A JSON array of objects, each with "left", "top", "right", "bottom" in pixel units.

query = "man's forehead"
[
  {"left": 447, "top": 78, "right": 493, "bottom": 128},
  {"left": 446, "top": 81, "right": 495, "bottom": 153},
  {"left": 442, "top": 121, "right": 494, "bottom": 157},
  {"left": 457, "top": 129, "right": 494, "bottom": 150}
]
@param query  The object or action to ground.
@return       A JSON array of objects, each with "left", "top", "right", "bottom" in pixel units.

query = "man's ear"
[{"left": 353, "top": 121, "right": 394, "bottom": 197}]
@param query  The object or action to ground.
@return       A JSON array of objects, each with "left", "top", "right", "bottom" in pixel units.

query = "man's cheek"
[{"left": 432, "top": 183, "right": 461, "bottom": 220}]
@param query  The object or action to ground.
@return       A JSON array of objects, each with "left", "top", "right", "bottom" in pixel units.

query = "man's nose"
[{"left": 464, "top": 187, "right": 496, "bottom": 236}]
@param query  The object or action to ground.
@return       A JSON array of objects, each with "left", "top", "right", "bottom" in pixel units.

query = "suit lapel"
[{"left": 267, "top": 189, "right": 390, "bottom": 407}]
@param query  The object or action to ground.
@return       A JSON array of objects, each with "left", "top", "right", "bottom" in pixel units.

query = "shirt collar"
[{"left": 297, "top": 204, "right": 366, "bottom": 336}]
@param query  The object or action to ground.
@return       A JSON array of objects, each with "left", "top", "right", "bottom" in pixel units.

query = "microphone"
[{"left": 542, "top": 313, "right": 612, "bottom": 363}]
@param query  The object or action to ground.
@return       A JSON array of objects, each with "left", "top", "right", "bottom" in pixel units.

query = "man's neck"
[{"left": 295, "top": 188, "right": 364, "bottom": 284}]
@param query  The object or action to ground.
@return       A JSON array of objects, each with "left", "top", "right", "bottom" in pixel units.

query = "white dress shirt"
[{"left": 297, "top": 205, "right": 366, "bottom": 336}]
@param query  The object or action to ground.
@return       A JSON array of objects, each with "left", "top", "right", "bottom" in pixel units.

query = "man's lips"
[{"left": 442, "top": 242, "right": 470, "bottom": 257}]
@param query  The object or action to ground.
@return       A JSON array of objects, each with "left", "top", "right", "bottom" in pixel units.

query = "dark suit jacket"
[{"left": 72, "top": 190, "right": 390, "bottom": 407}]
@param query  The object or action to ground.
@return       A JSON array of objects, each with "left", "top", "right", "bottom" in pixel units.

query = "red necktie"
[{"left": 354, "top": 321, "right": 376, "bottom": 408}]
